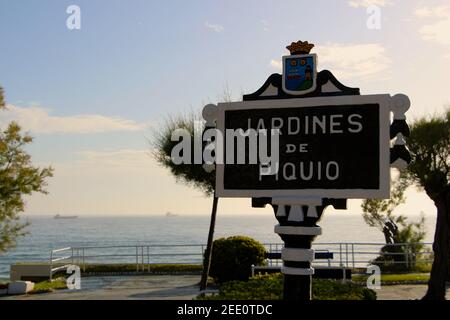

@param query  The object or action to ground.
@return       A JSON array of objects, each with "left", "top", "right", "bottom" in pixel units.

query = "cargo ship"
[{"left": 54, "top": 214, "right": 78, "bottom": 219}]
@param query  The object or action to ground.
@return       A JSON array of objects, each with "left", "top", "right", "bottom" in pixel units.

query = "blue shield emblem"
[{"left": 282, "top": 54, "right": 317, "bottom": 95}]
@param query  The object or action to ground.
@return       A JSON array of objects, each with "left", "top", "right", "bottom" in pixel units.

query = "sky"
[{"left": 0, "top": 0, "right": 448, "bottom": 217}]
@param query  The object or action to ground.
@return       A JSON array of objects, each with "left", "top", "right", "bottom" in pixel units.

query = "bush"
[
  {"left": 370, "top": 215, "right": 427, "bottom": 273},
  {"left": 200, "top": 273, "right": 376, "bottom": 300},
  {"left": 371, "top": 242, "right": 429, "bottom": 273},
  {"left": 209, "top": 236, "right": 266, "bottom": 283}
]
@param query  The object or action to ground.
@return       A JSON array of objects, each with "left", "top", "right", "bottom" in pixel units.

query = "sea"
[{"left": 0, "top": 213, "right": 437, "bottom": 281}]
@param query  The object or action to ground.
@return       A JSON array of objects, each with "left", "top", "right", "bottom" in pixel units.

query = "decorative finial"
[{"left": 286, "top": 41, "right": 315, "bottom": 55}]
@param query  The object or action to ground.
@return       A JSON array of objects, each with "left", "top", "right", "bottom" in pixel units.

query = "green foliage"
[
  {"left": 152, "top": 112, "right": 214, "bottom": 195},
  {"left": 361, "top": 175, "right": 409, "bottom": 231},
  {"left": 402, "top": 109, "right": 449, "bottom": 299},
  {"left": 362, "top": 171, "right": 427, "bottom": 272},
  {"left": 30, "top": 280, "right": 67, "bottom": 294},
  {"left": 395, "top": 215, "right": 426, "bottom": 245},
  {"left": 0, "top": 87, "right": 53, "bottom": 253},
  {"left": 313, "top": 278, "right": 377, "bottom": 301},
  {"left": 0, "top": 87, "right": 4, "bottom": 108},
  {"left": 207, "top": 274, "right": 282, "bottom": 300},
  {"left": 352, "top": 272, "right": 430, "bottom": 284},
  {"left": 411, "top": 261, "right": 433, "bottom": 273},
  {"left": 372, "top": 215, "right": 427, "bottom": 272},
  {"left": 200, "top": 273, "right": 376, "bottom": 300},
  {"left": 404, "top": 108, "right": 449, "bottom": 198},
  {"left": 210, "top": 236, "right": 267, "bottom": 283}
]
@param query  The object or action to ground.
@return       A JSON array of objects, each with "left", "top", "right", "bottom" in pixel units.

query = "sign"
[
  {"left": 214, "top": 94, "right": 392, "bottom": 199},
  {"left": 200, "top": 40, "right": 411, "bottom": 301}
]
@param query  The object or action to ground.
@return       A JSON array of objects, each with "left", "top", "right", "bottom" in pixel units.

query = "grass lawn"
[
  {"left": 47, "top": 263, "right": 203, "bottom": 277},
  {"left": 1, "top": 279, "right": 67, "bottom": 295},
  {"left": 352, "top": 273, "right": 430, "bottom": 284},
  {"left": 29, "top": 280, "right": 68, "bottom": 294}
]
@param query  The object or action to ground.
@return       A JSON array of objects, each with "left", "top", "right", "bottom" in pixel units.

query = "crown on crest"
[{"left": 286, "top": 40, "right": 315, "bottom": 55}]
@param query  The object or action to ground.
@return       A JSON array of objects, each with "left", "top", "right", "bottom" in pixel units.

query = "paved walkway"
[
  {"left": 376, "top": 284, "right": 450, "bottom": 300},
  {"left": 1, "top": 275, "right": 449, "bottom": 300},
  {"left": 2, "top": 275, "right": 201, "bottom": 300}
]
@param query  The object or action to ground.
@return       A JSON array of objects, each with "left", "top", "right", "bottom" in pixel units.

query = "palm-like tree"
[{"left": 152, "top": 112, "right": 217, "bottom": 291}]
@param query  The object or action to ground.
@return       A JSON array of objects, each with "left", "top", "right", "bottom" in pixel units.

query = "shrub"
[
  {"left": 370, "top": 215, "right": 427, "bottom": 273},
  {"left": 209, "top": 236, "right": 266, "bottom": 283},
  {"left": 200, "top": 273, "right": 377, "bottom": 300}
]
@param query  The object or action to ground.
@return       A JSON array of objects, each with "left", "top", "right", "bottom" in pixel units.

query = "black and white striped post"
[
  {"left": 272, "top": 197, "right": 322, "bottom": 300},
  {"left": 253, "top": 197, "right": 347, "bottom": 300}
]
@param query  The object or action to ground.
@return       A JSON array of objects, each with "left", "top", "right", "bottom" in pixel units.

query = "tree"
[
  {"left": 0, "top": 87, "right": 4, "bottom": 107},
  {"left": 362, "top": 175, "right": 409, "bottom": 244},
  {"left": 362, "top": 174, "right": 426, "bottom": 271},
  {"left": 152, "top": 112, "right": 216, "bottom": 291},
  {"left": 153, "top": 87, "right": 233, "bottom": 292},
  {"left": 152, "top": 112, "right": 214, "bottom": 195},
  {"left": 0, "top": 87, "right": 53, "bottom": 253},
  {"left": 404, "top": 108, "right": 449, "bottom": 300}
]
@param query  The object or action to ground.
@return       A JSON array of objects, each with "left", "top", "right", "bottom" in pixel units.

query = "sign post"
[{"left": 202, "top": 41, "right": 411, "bottom": 300}]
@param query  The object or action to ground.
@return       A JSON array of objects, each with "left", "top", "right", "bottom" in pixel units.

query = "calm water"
[{"left": 0, "top": 213, "right": 436, "bottom": 280}]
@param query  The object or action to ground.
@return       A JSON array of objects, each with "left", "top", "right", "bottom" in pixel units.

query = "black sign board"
[{"left": 214, "top": 95, "right": 391, "bottom": 199}]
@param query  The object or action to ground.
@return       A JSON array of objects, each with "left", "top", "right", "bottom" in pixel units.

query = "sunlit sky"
[{"left": 0, "top": 0, "right": 448, "bottom": 216}]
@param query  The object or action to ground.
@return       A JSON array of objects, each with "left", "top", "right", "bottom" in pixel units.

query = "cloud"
[
  {"left": 315, "top": 43, "right": 391, "bottom": 79},
  {"left": 415, "top": 6, "right": 450, "bottom": 47},
  {"left": 269, "top": 59, "right": 282, "bottom": 70},
  {"left": 0, "top": 104, "right": 147, "bottom": 134},
  {"left": 348, "top": 0, "right": 393, "bottom": 8},
  {"left": 74, "top": 149, "right": 153, "bottom": 169},
  {"left": 414, "top": 6, "right": 450, "bottom": 18},
  {"left": 205, "top": 21, "right": 224, "bottom": 33},
  {"left": 269, "top": 43, "right": 391, "bottom": 80}
]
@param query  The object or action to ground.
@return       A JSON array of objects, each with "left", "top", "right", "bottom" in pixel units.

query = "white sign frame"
[{"left": 214, "top": 94, "right": 393, "bottom": 199}]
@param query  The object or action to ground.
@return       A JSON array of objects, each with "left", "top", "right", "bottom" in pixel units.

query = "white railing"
[
  {"left": 49, "top": 242, "right": 434, "bottom": 279},
  {"left": 49, "top": 247, "right": 73, "bottom": 280},
  {"left": 50, "top": 244, "right": 207, "bottom": 279},
  {"left": 312, "top": 242, "right": 433, "bottom": 268}
]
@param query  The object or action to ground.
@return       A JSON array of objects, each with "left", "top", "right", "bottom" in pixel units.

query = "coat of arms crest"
[{"left": 282, "top": 41, "right": 317, "bottom": 95}]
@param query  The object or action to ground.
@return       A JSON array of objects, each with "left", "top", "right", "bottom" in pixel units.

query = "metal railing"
[
  {"left": 49, "top": 242, "right": 434, "bottom": 279},
  {"left": 311, "top": 242, "right": 433, "bottom": 268},
  {"left": 49, "top": 247, "right": 74, "bottom": 280},
  {"left": 50, "top": 244, "right": 207, "bottom": 279}
]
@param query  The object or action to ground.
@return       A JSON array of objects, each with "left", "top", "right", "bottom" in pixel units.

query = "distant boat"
[
  {"left": 165, "top": 212, "right": 178, "bottom": 217},
  {"left": 54, "top": 214, "right": 78, "bottom": 220}
]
